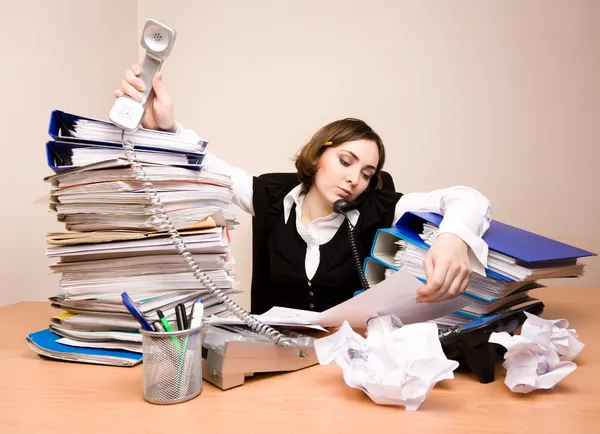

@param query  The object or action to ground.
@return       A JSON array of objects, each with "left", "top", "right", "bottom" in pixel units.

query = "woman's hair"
[{"left": 294, "top": 118, "right": 386, "bottom": 193}]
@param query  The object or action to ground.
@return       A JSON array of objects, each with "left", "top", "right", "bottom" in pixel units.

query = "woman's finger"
[
  {"left": 120, "top": 79, "right": 143, "bottom": 102},
  {"left": 125, "top": 69, "right": 145, "bottom": 92}
]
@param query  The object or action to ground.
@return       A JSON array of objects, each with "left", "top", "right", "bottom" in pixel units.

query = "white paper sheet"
[
  {"left": 316, "top": 268, "right": 469, "bottom": 328},
  {"left": 206, "top": 269, "right": 468, "bottom": 329}
]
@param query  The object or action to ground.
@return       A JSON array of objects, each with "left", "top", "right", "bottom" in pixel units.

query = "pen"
[
  {"left": 175, "top": 303, "right": 188, "bottom": 330},
  {"left": 121, "top": 292, "right": 153, "bottom": 331}
]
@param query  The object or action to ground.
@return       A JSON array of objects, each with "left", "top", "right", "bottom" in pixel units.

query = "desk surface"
[{"left": 1, "top": 286, "right": 599, "bottom": 434}]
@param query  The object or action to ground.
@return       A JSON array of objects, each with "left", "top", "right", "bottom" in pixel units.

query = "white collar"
[{"left": 283, "top": 184, "right": 360, "bottom": 226}]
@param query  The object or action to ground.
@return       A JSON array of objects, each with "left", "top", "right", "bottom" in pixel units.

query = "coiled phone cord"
[
  {"left": 121, "top": 132, "right": 295, "bottom": 350},
  {"left": 347, "top": 221, "right": 370, "bottom": 291}
]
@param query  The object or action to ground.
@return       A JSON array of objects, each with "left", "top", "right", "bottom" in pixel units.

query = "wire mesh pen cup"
[{"left": 140, "top": 324, "right": 203, "bottom": 404}]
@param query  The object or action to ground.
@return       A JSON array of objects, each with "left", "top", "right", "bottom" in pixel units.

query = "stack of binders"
[
  {"left": 364, "top": 211, "right": 596, "bottom": 329},
  {"left": 27, "top": 110, "right": 240, "bottom": 366}
]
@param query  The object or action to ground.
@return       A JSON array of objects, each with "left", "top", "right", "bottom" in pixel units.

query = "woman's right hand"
[{"left": 114, "top": 64, "right": 176, "bottom": 132}]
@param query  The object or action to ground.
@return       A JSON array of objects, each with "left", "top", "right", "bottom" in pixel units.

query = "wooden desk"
[{"left": 1, "top": 286, "right": 599, "bottom": 434}]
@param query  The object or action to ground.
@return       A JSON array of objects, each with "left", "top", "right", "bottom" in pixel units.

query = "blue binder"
[
  {"left": 26, "top": 329, "right": 142, "bottom": 366},
  {"left": 370, "top": 227, "right": 512, "bottom": 282},
  {"left": 48, "top": 109, "right": 207, "bottom": 156},
  {"left": 46, "top": 140, "right": 204, "bottom": 173},
  {"left": 395, "top": 212, "right": 596, "bottom": 264}
]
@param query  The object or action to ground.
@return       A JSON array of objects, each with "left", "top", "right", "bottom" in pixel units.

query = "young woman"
[{"left": 115, "top": 65, "right": 492, "bottom": 314}]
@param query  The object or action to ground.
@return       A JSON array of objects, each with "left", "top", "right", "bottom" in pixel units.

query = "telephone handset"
[
  {"left": 110, "top": 19, "right": 176, "bottom": 131},
  {"left": 333, "top": 199, "right": 370, "bottom": 291},
  {"left": 110, "top": 19, "right": 296, "bottom": 352}
]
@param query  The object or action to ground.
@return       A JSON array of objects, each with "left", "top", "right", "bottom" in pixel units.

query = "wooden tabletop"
[{"left": 1, "top": 286, "right": 599, "bottom": 434}]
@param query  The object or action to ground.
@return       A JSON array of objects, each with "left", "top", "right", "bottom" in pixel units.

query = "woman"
[{"left": 115, "top": 65, "right": 492, "bottom": 314}]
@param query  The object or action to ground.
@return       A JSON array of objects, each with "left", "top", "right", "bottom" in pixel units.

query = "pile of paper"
[
  {"left": 27, "top": 112, "right": 240, "bottom": 366},
  {"left": 45, "top": 160, "right": 237, "bottom": 231}
]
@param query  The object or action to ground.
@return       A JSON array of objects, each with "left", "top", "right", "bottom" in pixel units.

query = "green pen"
[
  {"left": 156, "top": 309, "right": 181, "bottom": 353},
  {"left": 157, "top": 309, "right": 185, "bottom": 393}
]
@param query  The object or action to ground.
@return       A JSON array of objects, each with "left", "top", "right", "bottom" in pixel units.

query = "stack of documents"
[
  {"left": 27, "top": 110, "right": 242, "bottom": 367},
  {"left": 44, "top": 159, "right": 237, "bottom": 231},
  {"left": 367, "top": 212, "right": 595, "bottom": 329}
]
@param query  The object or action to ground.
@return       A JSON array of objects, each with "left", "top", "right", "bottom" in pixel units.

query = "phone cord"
[
  {"left": 121, "top": 132, "right": 295, "bottom": 350},
  {"left": 347, "top": 221, "right": 370, "bottom": 290}
]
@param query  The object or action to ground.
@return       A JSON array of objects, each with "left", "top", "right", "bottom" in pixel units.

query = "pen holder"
[{"left": 140, "top": 324, "right": 203, "bottom": 404}]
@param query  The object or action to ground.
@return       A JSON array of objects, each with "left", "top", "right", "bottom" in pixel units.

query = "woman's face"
[{"left": 313, "top": 139, "right": 380, "bottom": 205}]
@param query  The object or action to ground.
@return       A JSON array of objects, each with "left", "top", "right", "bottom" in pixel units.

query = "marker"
[
  {"left": 187, "top": 302, "right": 195, "bottom": 325},
  {"left": 156, "top": 309, "right": 182, "bottom": 353},
  {"left": 156, "top": 309, "right": 174, "bottom": 332},
  {"left": 190, "top": 300, "right": 204, "bottom": 329},
  {"left": 175, "top": 303, "right": 188, "bottom": 330}
]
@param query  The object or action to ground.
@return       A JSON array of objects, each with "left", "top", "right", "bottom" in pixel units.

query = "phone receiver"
[
  {"left": 109, "top": 19, "right": 177, "bottom": 131},
  {"left": 333, "top": 199, "right": 359, "bottom": 214}
]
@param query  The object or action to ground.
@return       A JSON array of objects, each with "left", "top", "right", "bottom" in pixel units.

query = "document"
[
  {"left": 208, "top": 269, "right": 469, "bottom": 329},
  {"left": 317, "top": 269, "right": 468, "bottom": 327}
]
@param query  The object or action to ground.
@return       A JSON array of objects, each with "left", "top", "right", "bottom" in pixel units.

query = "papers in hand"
[
  {"left": 206, "top": 268, "right": 468, "bottom": 329},
  {"left": 314, "top": 316, "right": 458, "bottom": 410},
  {"left": 489, "top": 312, "right": 583, "bottom": 393}
]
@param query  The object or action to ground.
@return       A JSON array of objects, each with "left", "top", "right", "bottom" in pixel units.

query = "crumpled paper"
[
  {"left": 519, "top": 312, "right": 584, "bottom": 361},
  {"left": 489, "top": 312, "right": 583, "bottom": 394},
  {"left": 314, "top": 315, "right": 458, "bottom": 410}
]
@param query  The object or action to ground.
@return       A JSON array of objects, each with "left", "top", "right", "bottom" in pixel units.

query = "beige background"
[{"left": 1, "top": 0, "right": 598, "bottom": 307}]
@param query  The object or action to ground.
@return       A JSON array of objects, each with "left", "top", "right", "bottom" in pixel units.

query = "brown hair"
[{"left": 294, "top": 118, "right": 386, "bottom": 193}]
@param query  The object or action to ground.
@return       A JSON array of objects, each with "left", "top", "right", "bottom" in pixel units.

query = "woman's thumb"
[{"left": 152, "top": 71, "right": 166, "bottom": 98}]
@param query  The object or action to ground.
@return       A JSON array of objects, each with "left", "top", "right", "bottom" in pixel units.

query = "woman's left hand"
[{"left": 416, "top": 233, "right": 472, "bottom": 302}]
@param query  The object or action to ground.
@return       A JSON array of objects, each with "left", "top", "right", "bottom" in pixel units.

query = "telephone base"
[
  {"left": 201, "top": 325, "right": 319, "bottom": 390},
  {"left": 440, "top": 300, "right": 545, "bottom": 383}
]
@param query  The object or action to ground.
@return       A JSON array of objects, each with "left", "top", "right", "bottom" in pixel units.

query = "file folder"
[
  {"left": 370, "top": 227, "right": 512, "bottom": 282},
  {"left": 395, "top": 212, "right": 596, "bottom": 264},
  {"left": 26, "top": 329, "right": 142, "bottom": 367},
  {"left": 46, "top": 140, "right": 204, "bottom": 173},
  {"left": 48, "top": 110, "right": 207, "bottom": 156}
]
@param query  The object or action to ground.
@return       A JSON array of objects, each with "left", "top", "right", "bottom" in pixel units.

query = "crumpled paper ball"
[
  {"left": 314, "top": 315, "right": 458, "bottom": 410},
  {"left": 489, "top": 312, "right": 583, "bottom": 394},
  {"left": 520, "top": 312, "right": 584, "bottom": 361}
]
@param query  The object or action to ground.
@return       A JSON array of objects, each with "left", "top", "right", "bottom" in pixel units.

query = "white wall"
[
  {"left": 0, "top": 0, "right": 138, "bottom": 305},
  {"left": 2, "top": 1, "right": 598, "bottom": 307}
]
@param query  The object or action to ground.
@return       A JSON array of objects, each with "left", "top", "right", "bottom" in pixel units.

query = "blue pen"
[{"left": 121, "top": 292, "right": 153, "bottom": 331}]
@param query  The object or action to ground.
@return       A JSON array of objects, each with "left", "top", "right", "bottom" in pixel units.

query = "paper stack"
[
  {"left": 26, "top": 111, "right": 241, "bottom": 366},
  {"left": 364, "top": 212, "right": 595, "bottom": 329}
]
